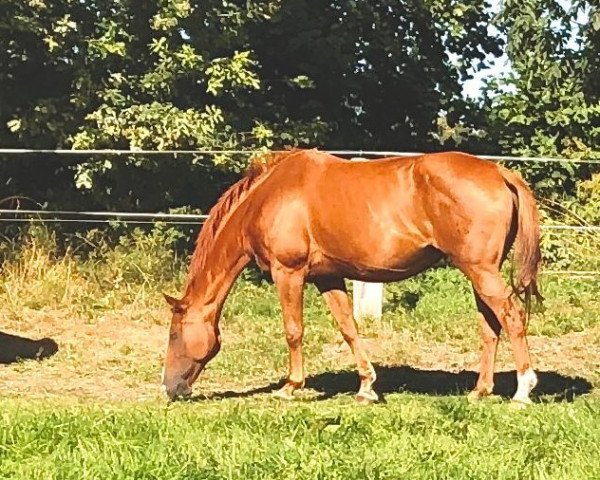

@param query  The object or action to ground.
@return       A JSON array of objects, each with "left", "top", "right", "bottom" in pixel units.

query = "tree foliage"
[
  {"left": 483, "top": 0, "right": 599, "bottom": 195},
  {"left": 244, "top": 0, "right": 501, "bottom": 150}
]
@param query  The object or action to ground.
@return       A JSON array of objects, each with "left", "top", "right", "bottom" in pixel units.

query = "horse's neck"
[{"left": 185, "top": 218, "right": 249, "bottom": 319}]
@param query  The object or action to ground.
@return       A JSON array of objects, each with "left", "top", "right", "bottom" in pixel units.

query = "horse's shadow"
[
  {"left": 195, "top": 364, "right": 593, "bottom": 403},
  {"left": 0, "top": 331, "right": 59, "bottom": 364}
]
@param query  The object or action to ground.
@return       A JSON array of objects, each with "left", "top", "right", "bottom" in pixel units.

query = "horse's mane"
[{"left": 184, "top": 149, "right": 302, "bottom": 294}]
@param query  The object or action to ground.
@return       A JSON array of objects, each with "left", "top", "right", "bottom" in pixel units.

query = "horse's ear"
[{"left": 163, "top": 293, "right": 186, "bottom": 313}]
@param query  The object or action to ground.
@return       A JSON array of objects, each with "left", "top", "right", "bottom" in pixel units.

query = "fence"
[{"left": 1, "top": 148, "right": 599, "bottom": 320}]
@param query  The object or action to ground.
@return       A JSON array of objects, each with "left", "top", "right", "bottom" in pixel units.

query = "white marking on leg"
[{"left": 513, "top": 368, "right": 537, "bottom": 403}]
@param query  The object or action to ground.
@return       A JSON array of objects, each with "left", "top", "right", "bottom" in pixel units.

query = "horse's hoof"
[
  {"left": 467, "top": 390, "right": 483, "bottom": 403},
  {"left": 356, "top": 390, "right": 379, "bottom": 405},
  {"left": 273, "top": 387, "right": 295, "bottom": 401},
  {"left": 510, "top": 397, "right": 532, "bottom": 409},
  {"left": 468, "top": 392, "right": 503, "bottom": 404}
]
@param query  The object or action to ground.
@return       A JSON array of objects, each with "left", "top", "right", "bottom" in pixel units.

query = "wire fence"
[
  {"left": 1, "top": 148, "right": 599, "bottom": 275},
  {"left": 0, "top": 208, "right": 209, "bottom": 225}
]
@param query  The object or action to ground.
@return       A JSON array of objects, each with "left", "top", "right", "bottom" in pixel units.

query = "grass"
[
  {"left": 1, "top": 396, "right": 599, "bottom": 479},
  {"left": 0, "top": 225, "right": 599, "bottom": 479}
]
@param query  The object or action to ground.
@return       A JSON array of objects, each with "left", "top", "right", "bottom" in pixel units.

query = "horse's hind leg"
[
  {"left": 468, "top": 291, "right": 501, "bottom": 400},
  {"left": 315, "top": 278, "right": 378, "bottom": 404},
  {"left": 463, "top": 266, "right": 537, "bottom": 404}
]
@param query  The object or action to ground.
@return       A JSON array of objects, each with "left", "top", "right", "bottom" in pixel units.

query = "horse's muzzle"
[{"left": 163, "top": 380, "right": 192, "bottom": 401}]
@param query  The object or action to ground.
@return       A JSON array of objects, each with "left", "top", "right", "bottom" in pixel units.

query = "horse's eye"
[{"left": 169, "top": 332, "right": 178, "bottom": 341}]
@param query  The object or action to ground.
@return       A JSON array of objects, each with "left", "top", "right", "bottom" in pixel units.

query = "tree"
[{"left": 483, "top": 0, "right": 600, "bottom": 196}]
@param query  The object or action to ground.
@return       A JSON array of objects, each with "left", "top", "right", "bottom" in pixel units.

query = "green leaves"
[
  {"left": 43, "top": 14, "right": 78, "bottom": 53},
  {"left": 73, "top": 103, "right": 226, "bottom": 151},
  {"left": 141, "top": 40, "right": 203, "bottom": 96},
  {"left": 484, "top": 0, "right": 599, "bottom": 196},
  {"left": 6, "top": 119, "right": 21, "bottom": 133},
  {"left": 88, "top": 19, "right": 131, "bottom": 59},
  {"left": 151, "top": 0, "right": 192, "bottom": 31},
  {"left": 593, "top": 11, "right": 600, "bottom": 31},
  {"left": 206, "top": 51, "right": 261, "bottom": 96}
]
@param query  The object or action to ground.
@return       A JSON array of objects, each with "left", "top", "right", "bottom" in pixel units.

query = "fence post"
[
  {"left": 352, "top": 279, "right": 384, "bottom": 322},
  {"left": 350, "top": 157, "right": 384, "bottom": 322}
]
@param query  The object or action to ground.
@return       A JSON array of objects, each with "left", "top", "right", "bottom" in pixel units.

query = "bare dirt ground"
[{"left": 1, "top": 306, "right": 598, "bottom": 402}]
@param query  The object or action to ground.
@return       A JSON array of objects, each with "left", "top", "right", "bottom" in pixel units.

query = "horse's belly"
[{"left": 307, "top": 243, "right": 442, "bottom": 282}]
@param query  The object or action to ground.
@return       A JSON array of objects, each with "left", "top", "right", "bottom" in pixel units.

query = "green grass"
[
  {"left": 1, "top": 396, "right": 599, "bottom": 480},
  {"left": 380, "top": 268, "right": 600, "bottom": 340}
]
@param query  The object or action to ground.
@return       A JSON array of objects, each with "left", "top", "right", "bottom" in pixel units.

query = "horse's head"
[{"left": 161, "top": 294, "right": 221, "bottom": 400}]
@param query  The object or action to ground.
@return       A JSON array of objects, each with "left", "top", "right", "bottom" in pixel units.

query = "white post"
[
  {"left": 350, "top": 157, "right": 384, "bottom": 322},
  {"left": 352, "top": 280, "right": 383, "bottom": 322}
]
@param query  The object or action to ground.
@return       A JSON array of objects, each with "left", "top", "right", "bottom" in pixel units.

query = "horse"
[{"left": 161, "top": 149, "right": 542, "bottom": 404}]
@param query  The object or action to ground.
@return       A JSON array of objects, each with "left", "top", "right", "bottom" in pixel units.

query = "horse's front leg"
[
  {"left": 272, "top": 267, "right": 306, "bottom": 399},
  {"left": 316, "top": 277, "right": 378, "bottom": 404}
]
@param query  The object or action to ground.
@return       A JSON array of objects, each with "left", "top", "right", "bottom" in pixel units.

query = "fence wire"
[{"left": 1, "top": 209, "right": 599, "bottom": 231}]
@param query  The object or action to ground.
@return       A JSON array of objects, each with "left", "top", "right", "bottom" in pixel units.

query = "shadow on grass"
[
  {"left": 193, "top": 365, "right": 593, "bottom": 403},
  {"left": 0, "top": 331, "right": 59, "bottom": 365}
]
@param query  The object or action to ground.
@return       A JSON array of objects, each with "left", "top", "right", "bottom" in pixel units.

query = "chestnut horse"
[{"left": 162, "top": 149, "right": 542, "bottom": 404}]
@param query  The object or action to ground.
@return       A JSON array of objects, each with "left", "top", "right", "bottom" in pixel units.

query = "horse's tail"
[{"left": 500, "top": 167, "right": 543, "bottom": 315}]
